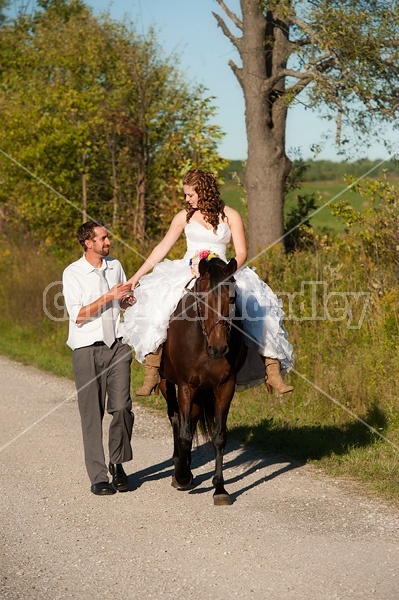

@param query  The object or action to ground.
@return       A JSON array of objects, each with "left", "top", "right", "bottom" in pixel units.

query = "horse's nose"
[{"left": 208, "top": 345, "right": 228, "bottom": 359}]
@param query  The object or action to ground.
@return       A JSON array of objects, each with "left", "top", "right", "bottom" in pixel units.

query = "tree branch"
[
  {"left": 265, "top": 58, "right": 330, "bottom": 92},
  {"left": 307, "top": 52, "right": 334, "bottom": 67},
  {"left": 275, "top": 68, "right": 314, "bottom": 82},
  {"left": 213, "top": 0, "right": 243, "bottom": 31},
  {"left": 284, "top": 76, "right": 314, "bottom": 99},
  {"left": 228, "top": 59, "right": 243, "bottom": 86},
  {"left": 335, "top": 95, "right": 343, "bottom": 145},
  {"left": 291, "top": 15, "right": 323, "bottom": 46},
  {"left": 291, "top": 36, "right": 312, "bottom": 48},
  {"left": 212, "top": 11, "right": 241, "bottom": 53}
]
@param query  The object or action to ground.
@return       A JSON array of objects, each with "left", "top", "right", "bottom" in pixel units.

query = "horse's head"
[{"left": 194, "top": 257, "right": 237, "bottom": 359}]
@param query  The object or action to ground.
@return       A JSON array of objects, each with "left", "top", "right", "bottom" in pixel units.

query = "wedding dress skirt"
[{"left": 121, "top": 221, "right": 294, "bottom": 389}]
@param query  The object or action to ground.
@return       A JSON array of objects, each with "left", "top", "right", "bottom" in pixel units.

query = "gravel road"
[{"left": 0, "top": 355, "right": 398, "bottom": 599}]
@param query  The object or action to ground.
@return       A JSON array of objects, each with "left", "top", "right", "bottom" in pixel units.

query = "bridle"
[{"left": 185, "top": 274, "right": 236, "bottom": 345}]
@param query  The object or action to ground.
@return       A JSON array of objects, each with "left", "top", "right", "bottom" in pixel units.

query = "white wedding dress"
[{"left": 121, "top": 221, "right": 294, "bottom": 390}]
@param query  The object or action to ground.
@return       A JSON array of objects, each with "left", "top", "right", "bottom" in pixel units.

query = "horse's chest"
[{"left": 188, "top": 361, "right": 231, "bottom": 388}]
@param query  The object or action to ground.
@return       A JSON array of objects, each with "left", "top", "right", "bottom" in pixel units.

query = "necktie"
[{"left": 94, "top": 268, "right": 115, "bottom": 348}]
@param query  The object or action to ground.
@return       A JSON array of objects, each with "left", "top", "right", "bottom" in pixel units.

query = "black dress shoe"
[
  {"left": 91, "top": 481, "right": 116, "bottom": 495},
  {"left": 109, "top": 462, "right": 129, "bottom": 492}
]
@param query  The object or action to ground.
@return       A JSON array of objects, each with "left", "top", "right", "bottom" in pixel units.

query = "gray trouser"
[{"left": 72, "top": 340, "right": 133, "bottom": 485}]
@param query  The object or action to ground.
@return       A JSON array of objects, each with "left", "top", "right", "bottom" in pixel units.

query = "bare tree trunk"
[
  {"left": 245, "top": 140, "right": 290, "bottom": 258},
  {"left": 111, "top": 144, "right": 118, "bottom": 229},
  {"left": 135, "top": 167, "right": 146, "bottom": 242},
  {"left": 214, "top": 0, "right": 291, "bottom": 257},
  {"left": 240, "top": 0, "right": 291, "bottom": 256},
  {"left": 81, "top": 155, "right": 87, "bottom": 223}
]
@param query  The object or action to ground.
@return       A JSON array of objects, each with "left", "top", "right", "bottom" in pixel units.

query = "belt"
[{"left": 91, "top": 337, "right": 122, "bottom": 347}]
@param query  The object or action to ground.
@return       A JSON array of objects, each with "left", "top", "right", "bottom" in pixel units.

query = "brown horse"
[{"left": 159, "top": 257, "right": 247, "bottom": 505}]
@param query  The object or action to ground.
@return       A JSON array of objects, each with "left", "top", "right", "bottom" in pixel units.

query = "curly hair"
[{"left": 182, "top": 169, "right": 226, "bottom": 231}]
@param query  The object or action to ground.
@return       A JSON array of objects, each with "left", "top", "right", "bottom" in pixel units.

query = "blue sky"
[{"left": 84, "top": 0, "right": 397, "bottom": 162}]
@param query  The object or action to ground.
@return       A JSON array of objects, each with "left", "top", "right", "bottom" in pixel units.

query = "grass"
[
  {"left": 285, "top": 181, "right": 368, "bottom": 232},
  {"left": 0, "top": 320, "right": 73, "bottom": 379},
  {"left": 220, "top": 178, "right": 246, "bottom": 213}
]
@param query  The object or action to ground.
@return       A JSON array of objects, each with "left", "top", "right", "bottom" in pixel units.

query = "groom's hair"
[{"left": 77, "top": 221, "right": 106, "bottom": 251}]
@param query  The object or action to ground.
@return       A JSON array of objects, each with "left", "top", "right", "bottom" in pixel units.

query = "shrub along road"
[{"left": 0, "top": 355, "right": 398, "bottom": 599}]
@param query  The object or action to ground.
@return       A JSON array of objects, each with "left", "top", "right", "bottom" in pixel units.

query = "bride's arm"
[
  {"left": 128, "top": 211, "right": 186, "bottom": 287},
  {"left": 225, "top": 206, "right": 247, "bottom": 269}
]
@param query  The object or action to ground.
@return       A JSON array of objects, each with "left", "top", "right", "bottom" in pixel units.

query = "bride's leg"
[
  {"left": 264, "top": 357, "right": 294, "bottom": 395},
  {"left": 136, "top": 346, "right": 163, "bottom": 396}
]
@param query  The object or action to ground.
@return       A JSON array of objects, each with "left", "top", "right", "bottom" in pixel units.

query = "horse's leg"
[
  {"left": 212, "top": 380, "right": 235, "bottom": 506},
  {"left": 172, "top": 383, "right": 195, "bottom": 489},
  {"left": 161, "top": 379, "right": 181, "bottom": 476}
]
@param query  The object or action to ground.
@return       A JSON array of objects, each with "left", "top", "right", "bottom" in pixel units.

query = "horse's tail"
[{"left": 196, "top": 389, "right": 215, "bottom": 441}]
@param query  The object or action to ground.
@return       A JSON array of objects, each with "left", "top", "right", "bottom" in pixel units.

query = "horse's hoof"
[
  {"left": 213, "top": 493, "right": 232, "bottom": 506},
  {"left": 171, "top": 474, "right": 193, "bottom": 490}
]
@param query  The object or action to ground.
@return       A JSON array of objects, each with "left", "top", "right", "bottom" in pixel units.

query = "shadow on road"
[
  {"left": 128, "top": 435, "right": 303, "bottom": 502},
  {"left": 187, "top": 438, "right": 303, "bottom": 502}
]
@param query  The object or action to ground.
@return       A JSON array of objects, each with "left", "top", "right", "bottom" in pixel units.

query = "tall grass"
[{"left": 1, "top": 181, "right": 399, "bottom": 504}]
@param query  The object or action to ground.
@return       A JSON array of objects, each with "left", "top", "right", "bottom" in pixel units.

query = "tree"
[
  {"left": 213, "top": 0, "right": 399, "bottom": 256},
  {"left": 0, "top": 1, "right": 225, "bottom": 249},
  {"left": 0, "top": 1, "right": 114, "bottom": 246},
  {"left": 0, "top": 0, "right": 9, "bottom": 23},
  {"left": 93, "top": 24, "right": 226, "bottom": 242}
]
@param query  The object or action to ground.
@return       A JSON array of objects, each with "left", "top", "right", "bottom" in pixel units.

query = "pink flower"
[{"left": 189, "top": 249, "right": 219, "bottom": 277}]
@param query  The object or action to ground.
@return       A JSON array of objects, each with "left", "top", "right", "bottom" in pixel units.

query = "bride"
[{"left": 121, "top": 169, "right": 294, "bottom": 396}]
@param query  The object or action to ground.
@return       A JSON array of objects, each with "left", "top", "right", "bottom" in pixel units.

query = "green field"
[
  {"left": 285, "top": 181, "right": 368, "bottom": 232},
  {"left": 222, "top": 178, "right": 367, "bottom": 232},
  {"left": 220, "top": 160, "right": 398, "bottom": 233}
]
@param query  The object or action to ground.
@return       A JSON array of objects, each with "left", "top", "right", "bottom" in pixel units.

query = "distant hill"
[
  {"left": 300, "top": 159, "right": 399, "bottom": 181},
  {"left": 221, "top": 158, "right": 399, "bottom": 183}
]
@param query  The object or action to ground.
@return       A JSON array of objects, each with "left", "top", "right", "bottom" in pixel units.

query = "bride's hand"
[{"left": 127, "top": 276, "right": 139, "bottom": 289}]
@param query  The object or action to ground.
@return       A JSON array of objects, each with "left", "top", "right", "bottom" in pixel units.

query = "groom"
[{"left": 62, "top": 221, "right": 135, "bottom": 495}]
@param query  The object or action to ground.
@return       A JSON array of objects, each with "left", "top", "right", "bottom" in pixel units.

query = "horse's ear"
[
  {"left": 199, "top": 258, "right": 210, "bottom": 277},
  {"left": 226, "top": 258, "right": 237, "bottom": 276}
]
